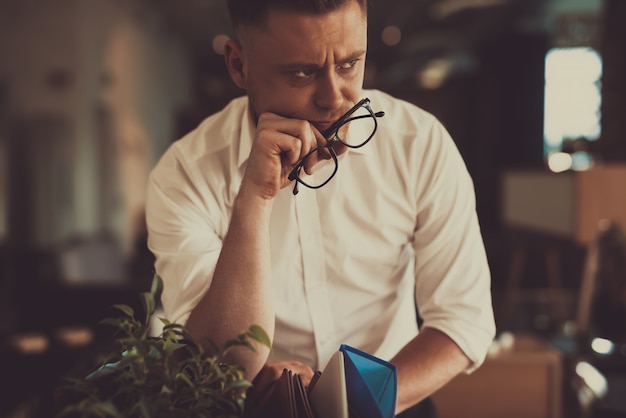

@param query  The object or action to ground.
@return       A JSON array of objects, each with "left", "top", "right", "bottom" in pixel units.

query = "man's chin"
[
  {"left": 331, "top": 142, "right": 348, "bottom": 157},
  {"left": 312, "top": 122, "right": 333, "bottom": 134}
]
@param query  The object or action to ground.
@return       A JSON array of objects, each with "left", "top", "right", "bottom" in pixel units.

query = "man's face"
[{"left": 229, "top": 1, "right": 368, "bottom": 134}]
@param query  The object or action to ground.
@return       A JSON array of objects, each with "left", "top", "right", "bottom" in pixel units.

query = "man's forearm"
[
  {"left": 391, "top": 327, "right": 471, "bottom": 414},
  {"left": 185, "top": 187, "right": 275, "bottom": 380}
]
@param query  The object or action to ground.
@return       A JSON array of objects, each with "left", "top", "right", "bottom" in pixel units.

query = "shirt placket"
[{"left": 294, "top": 189, "right": 338, "bottom": 369}]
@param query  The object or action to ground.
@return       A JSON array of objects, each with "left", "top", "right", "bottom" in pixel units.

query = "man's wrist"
[{"left": 234, "top": 182, "right": 275, "bottom": 220}]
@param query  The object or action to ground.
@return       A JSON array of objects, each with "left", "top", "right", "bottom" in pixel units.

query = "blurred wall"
[
  {"left": 0, "top": 0, "right": 190, "bottom": 253},
  {"left": 0, "top": 0, "right": 192, "bottom": 333}
]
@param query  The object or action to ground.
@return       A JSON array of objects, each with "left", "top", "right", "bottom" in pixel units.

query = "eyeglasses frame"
[{"left": 287, "top": 97, "right": 385, "bottom": 195}]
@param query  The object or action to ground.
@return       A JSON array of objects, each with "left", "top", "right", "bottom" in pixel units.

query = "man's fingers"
[
  {"left": 257, "top": 113, "right": 319, "bottom": 162},
  {"left": 253, "top": 361, "right": 316, "bottom": 389},
  {"left": 250, "top": 112, "right": 339, "bottom": 193},
  {"left": 301, "top": 124, "right": 334, "bottom": 176}
]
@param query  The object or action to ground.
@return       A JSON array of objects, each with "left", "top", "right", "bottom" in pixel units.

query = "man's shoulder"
[
  {"left": 365, "top": 89, "right": 440, "bottom": 131},
  {"left": 366, "top": 89, "right": 437, "bottom": 117},
  {"left": 151, "top": 96, "right": 249, "bottom": 178},
  {"left": 164, "top": 96, "right": 249, "bottom": 159},
  {"left": 181, "top": 96, "right": 248, "bottom": 144}
]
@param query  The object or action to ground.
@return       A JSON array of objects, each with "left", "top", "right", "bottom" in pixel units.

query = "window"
[{"left": 544, "top": 47, "right": 602, "bottom": 171}]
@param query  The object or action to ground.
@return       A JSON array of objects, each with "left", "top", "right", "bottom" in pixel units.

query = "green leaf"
[
  {"left": 151, "top": 274, "right": 163, "bottom": 297},
  {"left": 99, "top": 317, "right": 123, "bottom": 328},
  {"left": 247, "top": 324, "right": 272, "bottom": 349},
  {"left": 54, "top": 273, "right": 272, "bottom": 418},
  {"left": 223, "top": 339, "right": 253, "bottom": 352},
  {"left": 140, "top": 291, "right": 155, "bottom": 324},
  {"left": 112, "top": 304, "right": 135, "bottom": 318},
  {"left": 224, "top": 379, "right": 252, "bottom": 391},
  {"left": 175, "top": 372, "right": 195, "bottom": 388},
  {"left": 92, "top": 400, "right": 122, "bottom": 417}
]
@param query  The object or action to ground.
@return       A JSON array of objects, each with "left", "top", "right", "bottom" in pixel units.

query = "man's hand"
[
  {"left": 252, "top": 360, "right": 316, "bottom": 393},
  {"left": 241, "top": 112, "right": 327, "bottom": 200},
  {"left": 245, "top": 361, "right": 316, "bottom": 415},
  {"left": 187, "top": 114, "right": 326, "bottom": 380}
]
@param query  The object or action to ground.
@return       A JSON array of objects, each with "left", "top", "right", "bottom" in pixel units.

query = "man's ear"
[{"left": 224, "top": 39, "right": 247, "bottom": 89}]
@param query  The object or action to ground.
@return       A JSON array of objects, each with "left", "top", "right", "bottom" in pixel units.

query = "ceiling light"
[
  {"left": 547, "top": 152, "right": 572, "bottom": 173},
  {"left": 212, "top": 34, "right": 230, "bottom": 55},
  {"left": 417, "top": 58, "right": 451, "bottom": 89},
  {"left": 381, "top": 25, "right": 402, "bottom": 47},
  {"left": 431, "top": 0, "right": 509, "bottom": 20}
]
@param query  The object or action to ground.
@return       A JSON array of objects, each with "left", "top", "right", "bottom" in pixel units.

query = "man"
[{"left": 146, "top": 0, "right": 496, "bottom": 416}]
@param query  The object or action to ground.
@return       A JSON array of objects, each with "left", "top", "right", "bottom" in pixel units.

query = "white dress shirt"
[{"left": 146, "top": 89, "right": 496, "bottom": 372}]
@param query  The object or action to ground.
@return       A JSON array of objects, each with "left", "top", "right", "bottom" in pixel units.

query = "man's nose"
[{"left": 313, "top": 71, "right": 343, "bottom": 111}]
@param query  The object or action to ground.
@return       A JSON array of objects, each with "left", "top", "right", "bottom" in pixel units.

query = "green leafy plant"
[{"left": 55, "top": 275, "right": 271, "bottom": 418}]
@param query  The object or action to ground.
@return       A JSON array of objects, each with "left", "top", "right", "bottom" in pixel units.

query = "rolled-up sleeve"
[
  {"left": 412, "top": 119, "right": 496, "bottom": 372},
  {"left": 146, "top": 147, "right": 223, "bottom": 326}
]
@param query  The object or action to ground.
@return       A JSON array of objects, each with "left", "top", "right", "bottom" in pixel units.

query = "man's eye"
[
  {"left": 338, "top": 59, "right": 359, "bottom": 71},
  {"left": 290, "top": 69, "right": 315, "bottom": 78}
]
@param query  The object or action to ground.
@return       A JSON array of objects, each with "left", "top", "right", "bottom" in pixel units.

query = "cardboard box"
[
  {"left": 432, "top": 334, "right": 562, "bottom": 418},
  {"left": 502, "top": 165, "right": 626, "bottom": 244}
]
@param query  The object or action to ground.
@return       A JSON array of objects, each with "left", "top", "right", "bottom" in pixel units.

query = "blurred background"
[{"left": 1, "top": 0, "right": 625, "bottom": 417}]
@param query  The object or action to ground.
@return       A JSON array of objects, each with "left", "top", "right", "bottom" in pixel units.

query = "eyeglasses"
[{"left": 287, "top": 98, "right": 385, "bottom": 195}]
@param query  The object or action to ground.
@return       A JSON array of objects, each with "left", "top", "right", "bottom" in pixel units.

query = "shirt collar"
[{"left": 236, "top": 101, "right": 256, "bottom": 169}]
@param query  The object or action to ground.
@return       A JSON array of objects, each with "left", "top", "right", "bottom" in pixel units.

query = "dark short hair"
[{"left": 227, "top": 0, "right": 367, "bottom": 31}]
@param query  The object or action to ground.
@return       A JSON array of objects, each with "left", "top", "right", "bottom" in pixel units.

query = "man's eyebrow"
[
  {"left": 278, "top": 62, "right": 322, "bottom": 71},
  {"left": 278, "top": 50, "right": 367, "bottom": 71},
  {"left": 341, "top": 50, "right": 367, "bottom": 62}
]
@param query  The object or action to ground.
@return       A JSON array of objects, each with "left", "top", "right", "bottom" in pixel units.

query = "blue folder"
[{"left": 339, "top": 344, "right": 397, "bottom": 418}]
